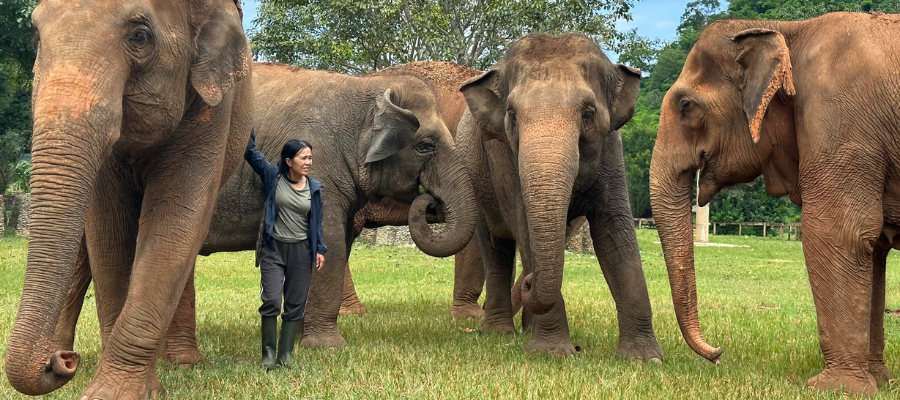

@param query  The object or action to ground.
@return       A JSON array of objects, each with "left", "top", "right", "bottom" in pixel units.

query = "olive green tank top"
[{"left": 272, "top": 176, "right": 311, "bottom": 243}]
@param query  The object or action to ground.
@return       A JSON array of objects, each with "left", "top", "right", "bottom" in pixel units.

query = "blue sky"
[{"left": 240, "top": 0, "right": 687, "bottom": 62}]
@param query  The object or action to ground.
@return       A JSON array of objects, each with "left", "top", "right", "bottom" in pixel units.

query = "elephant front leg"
[
  {"left": 525, "top": 295, "right": 577, "bottom": 357},
  {"left": 300, "top": 210, "right": 350, "bottom": 348},
  {"left": 339, "top": 262, "right": 367, "bottom": 316},
  {"left": 451, "top": 239, "right": 485, "bottom": 319},
  {"left": 84, "top": 154, "right": 142, "bottom": 351},
  {"left": 801, "top": 207, "right": 880, "bottom": 397},
  {"left": 81, "top": 148, "right": 223, "bottom": 400},
  {"left": 159, "top": 260, "right": 204, "bottom": 368},
  {"left": 868, "top": 242, "right": 891, "bottom": 386},
  {"left": 588, "top": 215, "right": 663, "bottom": 363}
]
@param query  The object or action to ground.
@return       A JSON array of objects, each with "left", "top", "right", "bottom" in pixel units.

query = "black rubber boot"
[
  {"left": 276, "top": 320, "right": 301, "bottom": 368},
  {"left": 261, "top": 316, "right": 278, "bottom": 371}
]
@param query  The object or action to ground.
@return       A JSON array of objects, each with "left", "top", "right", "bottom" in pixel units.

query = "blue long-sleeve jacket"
[{"left": 244, "top": 129, "right": 327, "bottom": 267}]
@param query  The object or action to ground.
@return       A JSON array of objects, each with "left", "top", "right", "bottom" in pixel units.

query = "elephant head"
[
  {"left": 461, "top": 34, "right": 640, "bottom": 314},
  {"left": 6, "top": 0, "right": 248, "bottom": 395},
  {"left": 362, "top": 76, "right": 477, "bottom": 257},
  {"left": 649, "top": 21, "right": 800, "bottom": 363}
]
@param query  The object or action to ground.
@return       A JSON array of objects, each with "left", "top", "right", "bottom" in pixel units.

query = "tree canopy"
[{"left": 250, "top": 0, "right": 645, "bottom": 73}]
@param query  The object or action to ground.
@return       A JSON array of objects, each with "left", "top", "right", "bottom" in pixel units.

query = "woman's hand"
[{"left": 316, "top": 254, "right": 326, "bottom": 271}]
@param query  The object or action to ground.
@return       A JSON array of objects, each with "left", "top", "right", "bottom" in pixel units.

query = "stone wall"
[
  {"left": 3, "top": 194, "right": 29, "bottom": 238},
  {"left": 358, "top": 221, "right": 597, "bottom": 254}
]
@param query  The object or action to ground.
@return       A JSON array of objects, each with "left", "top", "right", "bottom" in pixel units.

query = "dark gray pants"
[{"left": 259, "top": 239, "right": 313, "bottom": 321}]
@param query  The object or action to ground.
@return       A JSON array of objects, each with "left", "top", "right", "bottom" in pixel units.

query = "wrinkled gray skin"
[
  {"left": 4, "top": 0, "right": 252, "bottom": 398},
  {"left": 51, "top": 61, "right": 484, "bottom": 365},
  {"left": 457, "top": 33, "right": 662, "bottom": 360},
  {"left": 650, "top": 13, "right": 900, "bottom": 397},
  {"left": 207, "top": 62, "right": 477, "bottom": 347}
]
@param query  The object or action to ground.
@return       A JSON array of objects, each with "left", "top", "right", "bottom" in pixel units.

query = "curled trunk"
[
  {"left": 408, "top": 147, "right": 476, "bottom": 257},
  {"left": 649, "top": 152, "right": 723, "bottom": 363},
  {"left": 518, "top": 126, "right": 578, "bottom": 316},
  {"left": 5, "top": 75, "right": 120, "bottom": 395}
]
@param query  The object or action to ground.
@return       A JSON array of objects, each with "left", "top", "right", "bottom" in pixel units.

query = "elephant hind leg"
[
  {"left": 479, "top": 224, "right": 517, "bottom": 335},
  {"left": 868, "top": 242, "right": 891, "bottom": 386},
  {"left": 451, "top": 239, "right": 485, "bottom": 319},
  {"left": 159, "top": 260, "right": 204, "bottom": 368}
]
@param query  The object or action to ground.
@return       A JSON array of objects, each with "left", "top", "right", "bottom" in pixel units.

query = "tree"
[
  {"left": 250, "top": 0, "right": 647, "bottom": 73},
  {"left": 0, "top": 0, "right": 37, "bottom": 194}
]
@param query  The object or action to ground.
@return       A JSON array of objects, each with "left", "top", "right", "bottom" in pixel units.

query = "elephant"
[
  {"left": 201, "top": 61, "right": 477, "bottom": 348},
  {"left": 648, "top": 12, "right": 900, "bottom": 397},
  {"left": 456, "top": 33, "right": 663, "bottom": 360},
  {"left": 334, "top": 61, "right": 487, "bottom": 319},
  {"left": 4, "top": 0, "right": 252, "bottom": 398},
  {"left": 49, "top": 61, "right": 484, "bottom": 368}
]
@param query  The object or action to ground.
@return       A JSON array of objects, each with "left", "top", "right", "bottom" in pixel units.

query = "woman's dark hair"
[{"left": 279, "top": 139, "right": 313, "bottom": 183}]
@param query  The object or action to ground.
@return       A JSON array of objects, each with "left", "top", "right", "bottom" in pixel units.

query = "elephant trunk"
[
  {"left": 5, "top": 68, "right": 122, "bottom": 395},
  {"left": 649, "top": 143, "right": 723, "bottom": 364},
  {"left": 409, "top": 145, "right": 477, "bottom": 257},
  {"left": 518, "top": 123, "right": 578, "bottom": 316}
]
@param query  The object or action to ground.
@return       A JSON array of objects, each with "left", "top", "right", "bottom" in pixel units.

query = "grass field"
[{"left": 1, "top": 229, "right": 900, "bottom": 399}]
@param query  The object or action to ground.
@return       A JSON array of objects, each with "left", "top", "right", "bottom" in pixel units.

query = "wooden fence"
[{"left": 634, "top": 218, "right": 802, "bottom": 241}]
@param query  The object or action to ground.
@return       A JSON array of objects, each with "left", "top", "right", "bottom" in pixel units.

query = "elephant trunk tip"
[
  {"left": 520, "top": 273, "right": 555, "bottom": 315},
  {"left": 684, "top": 335, "right": 723, "bottom": 364},
  {"left": 408, "top": 193, "right": 474, "bottom": 258},
  {"left": 6, "top": 350, "right": 80, "bottom": 396}
]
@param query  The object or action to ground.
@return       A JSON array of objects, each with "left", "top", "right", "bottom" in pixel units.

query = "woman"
[{"left": 245, "top": 129, "right": 327, "bottom": 370}]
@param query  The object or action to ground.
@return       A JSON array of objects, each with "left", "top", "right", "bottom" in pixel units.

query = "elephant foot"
[
  {"left": 160, "top": 347, "right": 204, "bottom": 369},
  {"left": 339, "top": 303, "right": 368, "bottom": 316},
  {"left": 450, "top": 302, "right": 484, "bottom": 319},
  {"left": 79, "top": 366, "right": 162, "bottom": 400},
  {"left": 481, "top": 316, "right": 515, "bottom": 335},
  {"left": 807, "top": 368, "right": 877, "bottom": 397},
  {"left": 615, "top": 335, "right": 663, "bottom": 363},
  {"left": 300, "top": 332, "right": 348, "bottom": 348},
  {"left": 869, "top": 362, "right": 893, "bottom": 387},
  {"left": 524, "top": 337, "right": 579, "bottom": 358}
]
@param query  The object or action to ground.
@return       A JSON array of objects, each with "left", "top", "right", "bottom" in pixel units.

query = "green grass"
[{"left": 2, "top": 230, "right": 900, "bottom": 399}]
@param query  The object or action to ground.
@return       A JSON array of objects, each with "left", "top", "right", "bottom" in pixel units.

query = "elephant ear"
[
  {"left": 460, "top": 69, "right": 507, "bottom": 142},
  {"left": 732, "top": 28, "right": 796, "bottom": 143},
  {"left": 190, "top": 0, "right": 250, "bottom": 107},
  {"left": 365, "top": 88, "right": 421, "bottom": 163},
  {"left": 609, "top": 64, "right": 642, "bottom": 131}
]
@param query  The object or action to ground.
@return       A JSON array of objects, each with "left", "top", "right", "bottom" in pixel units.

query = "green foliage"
[
  {"left": 7, "top": 157, "right": 30, "bottom": 193},
  {"left": 728, "top": 0, "right": 900, "bottom": 20},
  {"left": 620, "top": 107, "right": 657, "bottom": 217},
  {"left": 709, "top": 176, "right": 800, "bottom": 224},
  {"left": 250, "top": 0, "right": 648, "bottom": 73},
  {"left": 0, "top": 0, "right": 36, "bottom": 194}
]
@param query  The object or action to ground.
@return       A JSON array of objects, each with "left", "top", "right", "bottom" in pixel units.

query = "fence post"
[
  {"left": 713, "top": 223, "right": 716, "bottom": 235},
  {"left": 779, "top": 224, "right": 784, "bottom": 238},
  {"left": 739, "top": 224, "right": 742, "bottom": 236},
  {"left": 763, "top": 223, "right": 767, "bottom": 238},
  {"left": 638, "top": 220, "right": 642, "bottom": 229}
]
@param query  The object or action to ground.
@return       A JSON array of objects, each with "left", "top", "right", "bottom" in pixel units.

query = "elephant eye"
[
  {"left": 680, "top": 99, "right": 691, "bottom": 113},
  {"left": 414, "top": 141, "right": 436, "bottom": 154},
  {"left": 130, "top": 29, "right": 149, "bottom": 47},
  {"left": 582, "top": 106, "right": 596, "bottom": 127}
]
